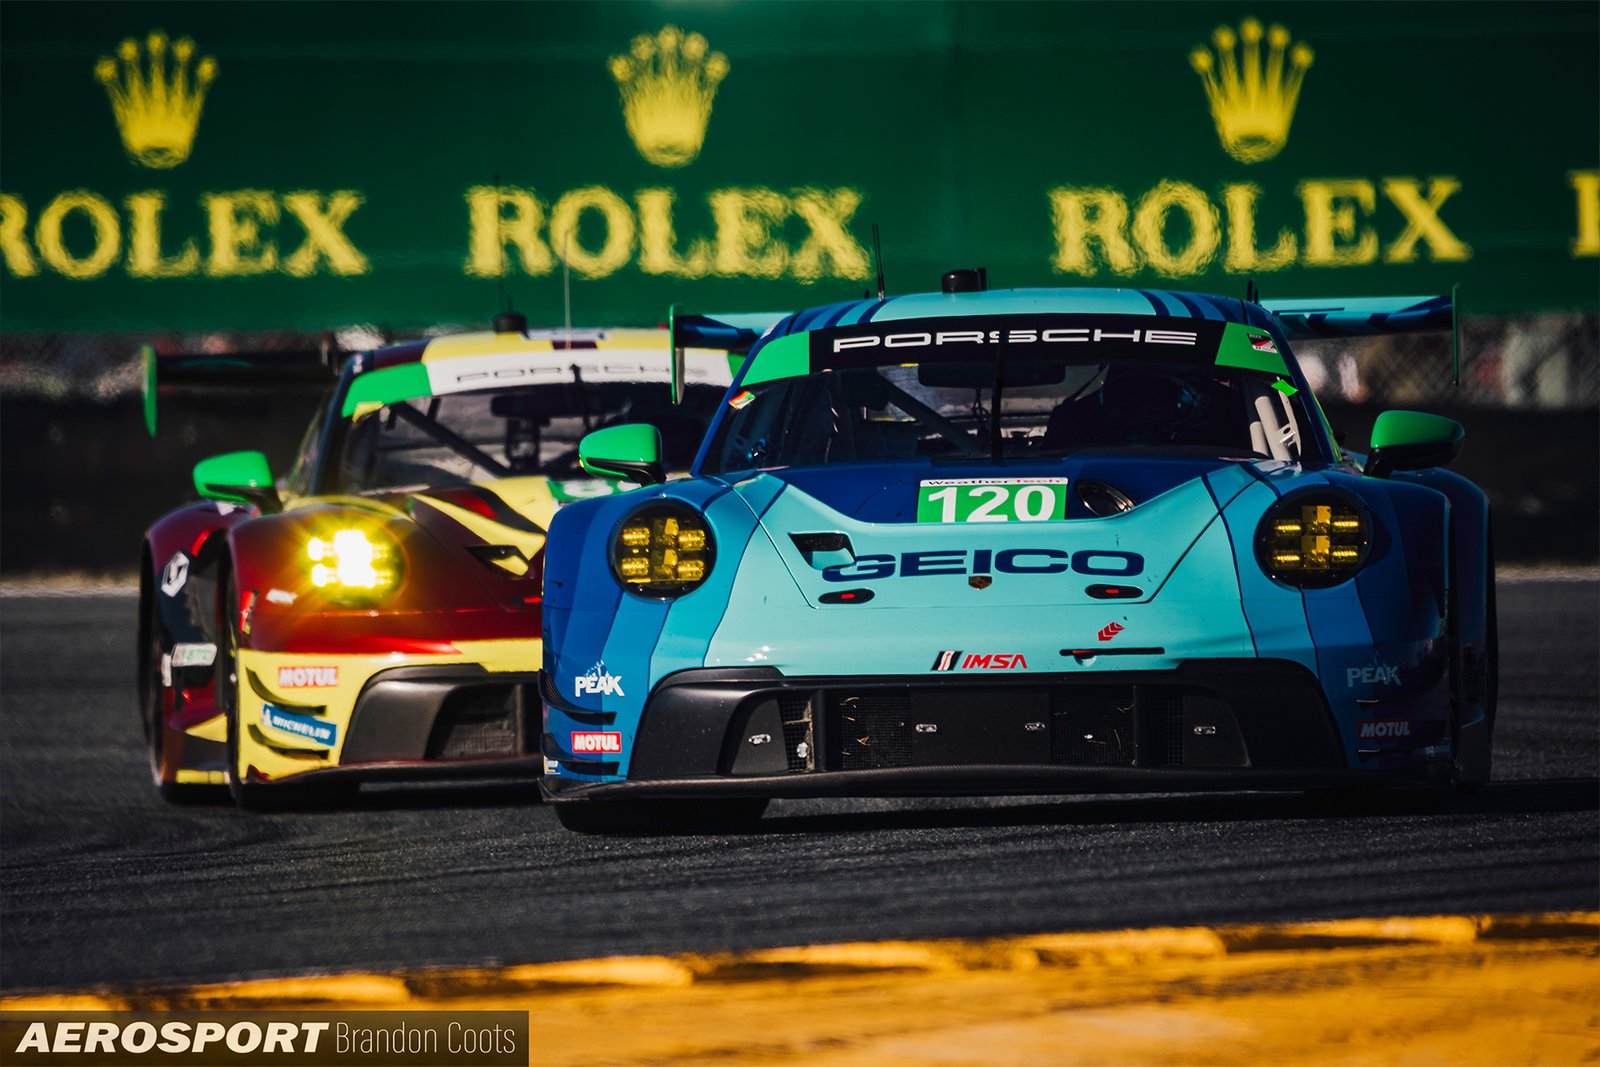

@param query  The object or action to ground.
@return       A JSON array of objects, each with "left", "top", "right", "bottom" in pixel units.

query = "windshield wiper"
[
  {"left": 388, "top": 402, "right": 512, "bottom": 478},
  {"left": 990, "top": 348, "right": 1007, "bottom": 461},
  {"left": 879, "top": 379, "right": 986, "bottom": 457}
]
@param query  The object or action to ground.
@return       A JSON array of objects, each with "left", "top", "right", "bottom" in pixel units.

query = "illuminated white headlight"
[{"left": 306, "top": 527, "right": 402, "bottom": 601}]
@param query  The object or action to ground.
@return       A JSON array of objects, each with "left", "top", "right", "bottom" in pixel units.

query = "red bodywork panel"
[{"left": 226, "top": 499, "right": 542, "bottom": 653}]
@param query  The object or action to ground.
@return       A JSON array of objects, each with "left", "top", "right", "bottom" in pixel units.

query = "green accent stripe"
[
  {"left": 1272, "top": 380, "right": 1299, "bottom": 396},
  {"left": 341, "top": 364, "right": 432, "bottom": 417},
  {"left": 739, "top": 334, "right": 812, "bottom": 386}
]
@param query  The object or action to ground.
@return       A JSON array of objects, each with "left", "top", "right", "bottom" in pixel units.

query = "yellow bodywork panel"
[{"left": 232, "top": 639, "right": 538, "bottom": 783}]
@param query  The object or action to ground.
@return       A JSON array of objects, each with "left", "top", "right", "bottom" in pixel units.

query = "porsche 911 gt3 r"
[
  {"left": 538, "top": 275, "right": 1495, "bottom": 832},
  {"left": 139, "top": 316, "right": 736, "bottom": 808}
]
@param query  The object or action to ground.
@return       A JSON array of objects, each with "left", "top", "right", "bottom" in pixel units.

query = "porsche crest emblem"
[{"left": 969, "top": 574, "right": 993, "bottom": 590}]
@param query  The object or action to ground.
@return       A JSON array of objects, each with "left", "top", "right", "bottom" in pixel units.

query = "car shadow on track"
[
  {"left": 742, "top": 778, "right": 1600, "bottom": 836},
  {"left": 346, "top": 779, "right": 543, "bottom": 811}
]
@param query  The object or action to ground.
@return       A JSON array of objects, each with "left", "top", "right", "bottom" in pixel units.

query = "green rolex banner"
[{"left": 0, "top": 0, "right": 1595, "bottom": 333}]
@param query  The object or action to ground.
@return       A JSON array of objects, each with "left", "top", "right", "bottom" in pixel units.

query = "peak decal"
[
  {"left": 1189, "top": 18, "right": 1313, "bottom": 164},
  {"left": 95, "top": 30, "right": 217, "bottom": 170},
  {"left": 610, "top": 26, "right": 729, "bottom": 168}
]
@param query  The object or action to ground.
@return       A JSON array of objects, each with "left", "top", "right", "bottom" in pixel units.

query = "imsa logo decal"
[{"left": 931, "top": 650, "right": 1029, "bottom": 671}]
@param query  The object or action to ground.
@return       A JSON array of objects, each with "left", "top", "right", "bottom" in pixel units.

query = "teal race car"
[{"left": 538, "top": 272, "right": 1495, "bottom": 832}]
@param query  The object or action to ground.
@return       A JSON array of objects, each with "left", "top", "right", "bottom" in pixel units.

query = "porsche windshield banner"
[
  {"left": 810, "top": 316, "right": 1227, "bottom": 370},
  {"left": 0, "top": 1, "right": 1594, "bottom": 331}
]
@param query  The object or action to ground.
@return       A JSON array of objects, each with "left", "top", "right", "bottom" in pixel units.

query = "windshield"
[
  {"left": 705, "top": 358, "right": 1314, "bottom": 475},
  {"left": 332, "top": 381, "right": 722, "bottom": 494}
]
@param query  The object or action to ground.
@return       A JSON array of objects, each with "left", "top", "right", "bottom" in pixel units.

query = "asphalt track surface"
[{"left": 1, "top": 581, "right": 1595, "bottom": 993}]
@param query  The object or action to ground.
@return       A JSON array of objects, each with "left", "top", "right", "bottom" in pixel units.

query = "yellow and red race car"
[{"left": 138, "top": 314, "right": 740, "bottom": 808}]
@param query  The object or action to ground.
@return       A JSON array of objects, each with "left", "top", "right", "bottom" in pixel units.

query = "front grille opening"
[
  {"left": 779, "top": 693, "right": 814, "bottom": 772},
  {"left": 427, "top": 685, "right": 518, "bottom": 759},
  {"left": 1149, "top": 688, "right": 1185, "bottom": 768},
  {"left": 1050, "top": 686, "right": 1135, "bottom": 766},
  {"left": 837, "top": 692, "right": 913, "bottom": 770}
]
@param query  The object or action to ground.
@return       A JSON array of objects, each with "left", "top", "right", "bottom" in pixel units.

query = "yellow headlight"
[
  {"left": 305, "top": 527, "right": 402, "bottom": 601},
  {"left": 610, "top": 504, "right": 715, "bottom": 596},
  {"left": 1256, "top": 494, "right": 1370, "bottom": 588}
]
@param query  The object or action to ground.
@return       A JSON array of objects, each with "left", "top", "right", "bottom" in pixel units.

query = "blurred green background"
[{"left": 2, "top": 1, "right": 1595, "bottom": 331}]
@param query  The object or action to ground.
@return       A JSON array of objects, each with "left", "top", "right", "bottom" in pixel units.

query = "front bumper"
[
  {"left": 541, "top": 661, "right": 1452, "bottom": 802},
  {"left": 237, "top": 647, "right": 541, "bottom": 784}
]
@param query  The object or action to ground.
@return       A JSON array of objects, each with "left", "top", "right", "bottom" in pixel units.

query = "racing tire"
[
  {"left": 553, "top": 797, "right": 769, "bottom": 835},
  {"left": 139, "top": 567, "right": 214, "bottom": 804},
  {"left": 218, "top": 567, "right": 357, "bottom": 813}
]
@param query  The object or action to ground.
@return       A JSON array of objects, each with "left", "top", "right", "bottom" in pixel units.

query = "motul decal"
[
  {"left": 278, "top": 666, "right": 340, "bottom": 688},
  {"left": 1097, "top": 622, "right": 1125, "bottom": 642},
  {"left": 571, "top": 731, "right": 622, "bottom": 754},
  {"left": 1358, "top": 720, "right": 1412, "bottom": 740}
]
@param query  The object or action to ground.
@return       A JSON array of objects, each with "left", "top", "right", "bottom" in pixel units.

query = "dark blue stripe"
[
  {"left": 820, "top": 302, "right": 857, "bottom": 328},
  {"left": 1169, "top": 291, "right": 1210, "bottom": 320},
  {"left": 1195, "top": 293, "right": 1244, "bottom": 324},
  {"left": 859, "top": 298, "right": 893, "bottom": 323},
  {"left": 1135, "top": 289, "right": 1169, "bottom": 315}
]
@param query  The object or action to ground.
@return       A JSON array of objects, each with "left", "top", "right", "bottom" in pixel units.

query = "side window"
[{"left": 285, "top": 401, "right": 330, "bottom": 497}]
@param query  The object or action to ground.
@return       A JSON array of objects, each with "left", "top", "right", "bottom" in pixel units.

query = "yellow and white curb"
[{"left": 4, "top": 913, "right": 1595, "bottom": 1065}]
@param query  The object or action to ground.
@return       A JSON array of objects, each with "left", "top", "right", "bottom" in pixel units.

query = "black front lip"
[
  {"left": 251, "top": 754, "right": 540, "bottom": 787},
  {"left": 541, "top": 763, "right": 1448, "bottom": 801}
]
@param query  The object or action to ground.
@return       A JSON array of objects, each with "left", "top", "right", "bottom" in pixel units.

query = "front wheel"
[
  {"left": 553, "top": 797, "right": 769, "bottom": 835},
  {"left": 139, "top": 569, "right": 213, "bottom": 804}
]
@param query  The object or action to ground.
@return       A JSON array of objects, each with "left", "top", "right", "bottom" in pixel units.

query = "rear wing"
[
  {"left": 1261, "top": 285, "right": 1462, "bottom": 385},
  {"left": 141, "top": 339, "right": 341, "bottom": 437},
  {"left": 667, "top": 306, "right": 790, "bottom": 404}
]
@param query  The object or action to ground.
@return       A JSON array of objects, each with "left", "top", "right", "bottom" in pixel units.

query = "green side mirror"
[
  {"left": 194, "top": 451, "right": 281, "bottom": 512},
  {"left": 1365, "top": 410, "right": 1465, "bottom": 478},
  {"left": 579, "top": 424, "right": 665, "bottom": 486}
]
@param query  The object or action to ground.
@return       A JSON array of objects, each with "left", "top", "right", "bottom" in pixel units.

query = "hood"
[
  {"left": 279, "top": 477, "right": 562, "bottom": 609},
  {"left": 722, "top": 458, "right": 1259, "bottom": 609}
]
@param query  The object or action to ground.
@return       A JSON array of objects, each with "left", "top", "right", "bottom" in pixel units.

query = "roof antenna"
[
  {"left": 1241, "top": 278, "right": 1259, "bottom": 323},
  {"left": 562, "top": 230, "right": 573, "bottom": 344},
  {"left": 872, "top": 223, "right": 886, "bottom": 301}
]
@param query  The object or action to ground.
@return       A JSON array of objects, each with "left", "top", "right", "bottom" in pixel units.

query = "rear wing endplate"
[
  {"left": 141, "top": 340, "right": 340, "bottom": 438},
  {"left": 668, "top": 306, "right": 789, "bottom": 404},
  {"left": 1262, "top": 285, "right": 1461, "bottom": 385}
]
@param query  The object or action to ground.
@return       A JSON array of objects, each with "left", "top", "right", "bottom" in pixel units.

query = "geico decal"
[{"left": 824, "top": 548, "right": 1144, "bottom": 582}]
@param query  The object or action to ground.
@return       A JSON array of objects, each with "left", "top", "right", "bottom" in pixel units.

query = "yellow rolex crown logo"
[
  {"left": 609, "top": 25, "right": 728, "bottom": 168},
  {"left": 1189, "top": 17, "right": 1312, "bottom": 164},
  {"left": 94, "top": 30, "right": 218, "bottom": 169}
]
